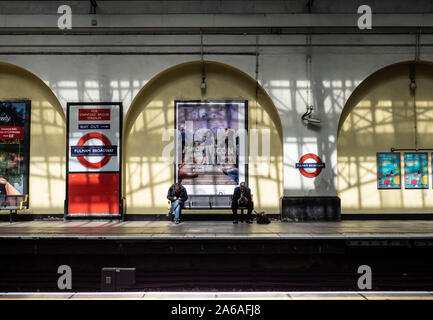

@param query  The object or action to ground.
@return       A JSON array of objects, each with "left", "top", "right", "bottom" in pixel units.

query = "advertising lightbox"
[
  {"left": 175, "top": 100, "right": 248, "bottom": 195},
  {"left": 66, "top": 102, "right": 122, "bottom": 217},
  {"left": 0, "top": 100, "right": 31, "bottom": 207}
]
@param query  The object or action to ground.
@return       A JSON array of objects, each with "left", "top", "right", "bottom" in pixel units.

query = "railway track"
[{"left": 1, "top": 251, "right": 433, "bottom": 292}]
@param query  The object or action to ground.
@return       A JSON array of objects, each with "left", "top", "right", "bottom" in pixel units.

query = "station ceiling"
[{"left": 0, "top": 0, "right": 432, "bottom": 15}]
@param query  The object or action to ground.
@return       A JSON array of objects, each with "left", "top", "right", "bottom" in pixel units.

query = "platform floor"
[
  {"left": 0, "top": 291, "right": 432, "bottom": 300},
  {"left": 1, "top": 220, "right": 433, "bottom": 239}
]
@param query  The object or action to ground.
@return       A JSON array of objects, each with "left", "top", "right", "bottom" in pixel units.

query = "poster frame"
[
  {"left": 65, "top": 102, "right": 123, "bottom": 219},
  {"left": 0, "top": 99, "right": 31, "bottom": 207},
  {"left": 376, "top": 152, "right": 401, "bottom": 190},
  {"left": 404, "top": 152, "right": 429, "bottom": 189},
  {"left": 173, "top": 100, "right": 249, "bottom": 195}
]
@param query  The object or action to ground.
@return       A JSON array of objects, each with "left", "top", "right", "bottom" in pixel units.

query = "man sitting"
[
  {"left": 231, "top": 182, "right": 253, "bottom": 224},
  {"left": 167, "top": 183, "right": 188, "bottom": 224}
]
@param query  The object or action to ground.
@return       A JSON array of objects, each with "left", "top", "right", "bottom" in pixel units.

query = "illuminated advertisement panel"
[
  {"left": 175, "top": 101, "right": 248, "bottom": 195},
  {"left": 0, "top": 100, "right": 30, "bottom": 207}
]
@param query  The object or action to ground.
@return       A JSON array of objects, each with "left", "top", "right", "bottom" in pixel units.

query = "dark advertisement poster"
[
  {"left": 175, "top": 101, "right": 248, "bottom": 195},
  {"left": 0, "top": 101, "right": 30, "bottom": 206}
]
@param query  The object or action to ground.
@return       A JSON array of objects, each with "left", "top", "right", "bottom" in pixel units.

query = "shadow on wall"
[
  {"left": 261, "top": 66, "right": 360, "bottom": 196},
  {"left": 0, "top": 62, "right": 66, "bottom": 214},
  {"left": 123, "top": 60, "right": 284, "bottom": 214},
  {"left": 25, "top": 56, "right": 363, "bottom": 205},
  {"left": 338, "top": 61, "right": 433, "bottom": 214}
]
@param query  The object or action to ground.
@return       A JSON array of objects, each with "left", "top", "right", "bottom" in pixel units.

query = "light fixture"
[
  {"left": 410, "top": 79, "right": 417, "bottom": 92},
  {"left": 302, "top": 105, "right": 321, "bottom": 125},
  {"left": 200, "top": 75, "right": 206, "bottom": 91},
  {"left": 90, "top": 0, "right": 98, "bottom": 26},
  {"left": 302, "top": 34, "right": 320, "bottom": 126},
  {"left": 200, "top": 31, "right": 206, "bottom": 92},
  {"left": 90, "top": 0, "right": 98, "bottom": 14}
]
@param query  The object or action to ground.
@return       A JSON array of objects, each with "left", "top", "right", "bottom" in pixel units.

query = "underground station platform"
[
  {"left": 1, "top": 291, "right": 433, "bottom": 300},
  {"left": 1, "top": 220, "right": 433, "bottom": 293}
]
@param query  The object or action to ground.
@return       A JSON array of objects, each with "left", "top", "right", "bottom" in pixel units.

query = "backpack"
[{"left": 255, "top": 210, "right": 271, "bottom": 224}]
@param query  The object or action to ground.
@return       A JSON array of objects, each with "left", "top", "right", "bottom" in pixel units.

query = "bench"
[
  {"left": 167, "top": 194, "right": 254, "bottom": 219},
  {"left": 184, "top": 195, "right": 232, "bottom": 209},
  {"left": 0, "top": 194, "right": 29, "bottom": 223}
]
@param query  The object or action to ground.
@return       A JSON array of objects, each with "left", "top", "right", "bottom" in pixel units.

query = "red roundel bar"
[
  {"left": 76, "top": 132, "right": 112, "bottom": 169},
  {"left": 298, "top": 153, "right": 323, "bottom": 178}
]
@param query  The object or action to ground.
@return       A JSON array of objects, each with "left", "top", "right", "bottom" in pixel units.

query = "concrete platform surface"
[
  {"left": 1, "top": 220, "right": 433, "bottom": 239},
  {"left": 0, "top": 291, "right": 432, "bottom": 300}
]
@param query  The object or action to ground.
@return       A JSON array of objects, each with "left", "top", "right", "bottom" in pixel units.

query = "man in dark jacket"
[
  {"left": 167, "top": 183, "right": 188, "bottom": 224},
  {"left": 231, "top": 182, "right": 253, "bottom": 224}
]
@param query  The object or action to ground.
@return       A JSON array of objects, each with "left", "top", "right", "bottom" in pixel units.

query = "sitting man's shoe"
[
  {"left": 246, "top": 220, "right": 253, "bottom": 224},
  {"left": 233, "top": 220, "right": 238, "bottom": 224},
  {"left": 167, "top": 212, "right": 174, "bottom": 222},
  {"left": 175, "top": 220, "right": 180, "bottom": 224}
]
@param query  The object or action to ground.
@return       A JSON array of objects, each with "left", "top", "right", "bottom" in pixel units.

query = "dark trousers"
[{"left": 231, "top": 200, "right": 253, "bottom": 221}]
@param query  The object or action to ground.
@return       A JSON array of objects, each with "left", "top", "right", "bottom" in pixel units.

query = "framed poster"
[
  {"left": 0, "top": 100, "right": 31, "bottom": 207},
  {"left": 66, "top": 102, "right": 122, "bottom": 217},
  {"left": 404, "top": 152, "right": 428, "bottom": 189},
  {"left": 377, "top": 152, "right": 401, "bottom": 189},
  {"left": 174, "top": 100, "right": 248, "bottom": 195}
]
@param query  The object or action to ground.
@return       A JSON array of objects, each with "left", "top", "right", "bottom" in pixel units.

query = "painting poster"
[
  {"left": 404, "top": 152, "right": 428, "bottom": 189},
  {"left": 175, "top": 100, "right": 248, "bottom": 195},
  {"left": 377, "top": 152, "right": 401, "bottom": 189}
]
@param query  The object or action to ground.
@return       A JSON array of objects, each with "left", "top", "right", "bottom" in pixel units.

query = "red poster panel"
[
  {"left": 78, "top": 108, "right": 111, "bottom": 121},
  {"left": 68, "top": 173, "right": 119, "bottom": 215},
  {"left": 0, "top": 126, "right": 25, "bottom": 140}
]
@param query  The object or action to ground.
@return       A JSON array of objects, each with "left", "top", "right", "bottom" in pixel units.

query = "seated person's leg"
[
  {"left": 169, "top": 201, "right": 176, "bottom": 214},
  {"left": 174, "top": 201, "right": 182, "bottom": 222},
  {"left": 246, "top": 202, "right": 253, "bottom": 222},
  {"left": 169, "top": 200, "right": 181, "bottom": 214},
  {"left": 231, "top": 200, "right": 238, "bottom": 222}
]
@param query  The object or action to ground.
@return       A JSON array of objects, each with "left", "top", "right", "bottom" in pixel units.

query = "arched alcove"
[
  {"left": 124, "top": 60, "right": 283, "bottom": 214},
  {"left": 0, "top": 62, "right": 65, "bottom": 215},
  {"left": 338, "top": 61, "right": 433, "bottom": 215}
]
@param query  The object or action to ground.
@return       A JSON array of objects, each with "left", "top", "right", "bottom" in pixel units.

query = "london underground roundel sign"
[
  {"left": 76, "top": 132, "right": 113, "bottom": 169},
  {"left": 296, "top": 153, "right": 325, "bottom": 178}
]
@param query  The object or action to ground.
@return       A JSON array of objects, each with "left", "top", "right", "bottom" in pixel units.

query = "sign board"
[
  {"left": 66, "top": 102, "right": 122, "bottom": 217},
  {"left": 296, "top": 153, "right": 325, "bottom": 178},
  {"left": 0, "top": 100, "right": 31, "bottom": 206}
]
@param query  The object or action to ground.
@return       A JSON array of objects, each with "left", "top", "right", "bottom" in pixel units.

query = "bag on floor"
[{"left": 255, "top": 210, "right": 270, "bottom": 224}]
